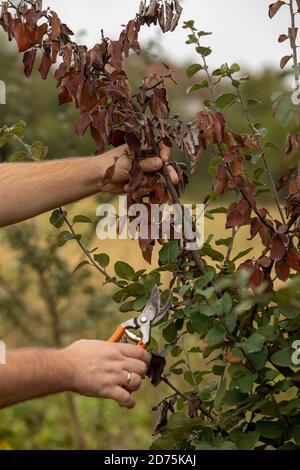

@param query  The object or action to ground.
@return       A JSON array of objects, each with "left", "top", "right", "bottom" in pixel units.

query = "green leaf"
[
  {"left": 190, "top": 312, "right": 213, "bottom": 335},
  {"left": 114, "top": 261, "right": 135, "bottom": 280},
  {"left": 292, "top": 425, "right": 300, "bottom": 446},
  {"left": 236, "top": 370, "right": 257, "bottom": 393},
  {"left": 187, "top": 80, "right": 209, "bottom": 93},
  {"left": 94, "top": 253, "right": 110, "bottom": 268},
  {"left": 215, "top": 93, "right": 238, "bottom": 108},
  {"left": 237, "top": 431, "right": 259, "bottom": 450},
  {"left": 206, "top": 325, "right": 225, "bottom": 347},
  {"left": 0, "top": 134, "right": 11, "bottom": 147},
  {"left": 159, "top": 241, "right": 179, "bottom": 264},
  {"left": 256, "top": 421, "right": 283, "bottom": 439},
  {"left": 73, "top": 260, "right": 90, "bottom": 273},
  {"left": 195, "top": 46, "right": 212, "bottom": 57},
  {"left": 237, "top": 333, "right": 264, "bottom": 354},
  {"left": 197, "top": 31, "right": 212, "bottom": 37},
  {"left": 230, "top": 63, "right": 241, "bottom": 73},
  {"left": 214, "top": 376, "right": 226, "bottom": 411},
  {"left": 202, "top": 244, "right": 224, "bottom": 262},
  {"left": 49, "top": 209, "right": 65, "bottom": 228},
  {"left": 9, "top": 150, "right": 28, "bottom": 162},
  {"left": 271, "top": 349, "right": 293, "bottom": 367},
  {"left": 30, "top": 141, "right": 48, "bottom": 160},
  {"left": 57, "top": 231, "right": 80, "bottom": 247},
  {"left": 232, "top": 247, "right": 254, "bottom": 262},
  {"left": 9, "top": 125, "right": 25, "bottom": 138},
  {"left": 186, "top": 63, "right": 202, "bottom": 78},
  {"left": 195, "top": 271, "right": 214, "bottom": 290},
  {"left": 163, "top": 323, "right": 178, "bottom": 343},
  {"left": 216, "top": 237, "right": 232, "bottom": 247},
  {"left": 225, "top": 309, "right": 237, "bottom": 333},
  {"left": 73, "top": 215, "right": 92, "bottom": 224},
  {"left": 247, "top": 346, "right": 268, "bottom": 371},
  {"left": 119, "top": 300, "right": 135, "bottom": 313}
]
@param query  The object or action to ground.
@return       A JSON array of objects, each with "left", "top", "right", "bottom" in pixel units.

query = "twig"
[
  {"left": 59, "top": 208, "right": 118, "bottom": 286},
  {"left": 236, "top": 88, "right": 286, "bottom": 225}
]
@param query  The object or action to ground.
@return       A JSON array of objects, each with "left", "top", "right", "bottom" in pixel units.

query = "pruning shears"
[{"left": 108, "top": 285, "right": 172, "bottom": 349}]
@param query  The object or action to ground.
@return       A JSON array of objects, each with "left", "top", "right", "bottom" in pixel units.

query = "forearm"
[
  {"left": 0, "top": 148, "right": 117, "bottom": 227},
  {"left": 0, "top": 348, "right": 72, "bottom": 408}
]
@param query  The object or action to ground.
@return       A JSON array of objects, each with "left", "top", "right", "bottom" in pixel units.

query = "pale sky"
[{"left": 43, "top": 0, "right": 289, "bottom": 70}]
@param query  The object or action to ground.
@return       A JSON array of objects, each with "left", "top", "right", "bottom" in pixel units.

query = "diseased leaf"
[
  {"left": 280, "top": 54, "right": 292, "bottom": 69},
  {"left": 23, "top": 48, "right": 37, "bottom": 78},
  {"left": 268, "top": 1, "right": 286, "bottom": 19}
]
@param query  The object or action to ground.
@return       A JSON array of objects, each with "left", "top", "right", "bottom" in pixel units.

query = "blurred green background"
[{"left": 0, "top": 24, "right": 291, "bottom": 449}]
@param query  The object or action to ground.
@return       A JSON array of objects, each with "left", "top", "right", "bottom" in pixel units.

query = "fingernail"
[{"left": 152, "top": 158, "right": 161, "bottom": 170}]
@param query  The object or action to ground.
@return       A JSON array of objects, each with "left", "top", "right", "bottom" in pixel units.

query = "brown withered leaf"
[
  {"left": 146, "top": 354, "right": 166, "bottom": 386},
  {"left": 297, "top": 0, "right": 300, "bottom": 12},
  {"left": 287, "top": 247, "right": 300, "bottom": 271},
  {"left": 249, "top": 268, "right": 264, "bottom": 289},
  {"left": 50, "top": 11, "right": 61, "bottom": 40},
  {"left": 275, "top": 259, "right": 290, "bottom": 281},
  {"left": 268, "top": 1, "right": 286, "bottom": 18},
  {"left": 164, "top": 1, "right": 173, "bottom": 32},
  {"left": 150, "top": 87, "right": 170, "bottom": 118},
  {"left": 270, "top": 237, "right": 286, "bottom": 261},
  {"left": 35, "top": 23, "right": 48, "bottom": 44},
  {"left": 38, "top": 51, "right": 52, "bottom": 79},
  {"left": 226, "top": 202, "right": 245, "bottom": 228},
  {"left": 23, "top": 48, "right": 37, "bottom": 78},
  {"left": 171, "top": 0, "right": 183, "bottom": 31},
  {"left": 258, "top": 256, "right": 272, "bottom": 269},
  {"left": 13, "top": 20, "right": 35, "bottom": 52},
  {"left": 128, "top": 160, "right": 144, "bottom": 191},
  {"left": 280, "top": 54, "right": 292, "bottom": 69},
  {"left": 278, "top": 34, "right": 288, "bottom": 43},
  {"left": 153, "top": 401, "right": 169, "bottom": 434},
  {"left": 74, "top": 112, "right": 92, "bottom": 137},
  {"left": 110, "top": 40, "right": 123, "bottom": 72},
  {"left": 225, "top": 351, "right": 243, "bottom": 364},
  {"left": 276, "top": 168, "right": 295, "bottom": 191}
]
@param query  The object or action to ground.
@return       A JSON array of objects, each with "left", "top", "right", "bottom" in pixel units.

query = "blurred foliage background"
[{"left": 0, "top": 27, "right": 292, "bottom": 449}]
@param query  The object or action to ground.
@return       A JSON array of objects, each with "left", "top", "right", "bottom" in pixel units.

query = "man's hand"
[
  {"left": 100, "top": 143, "right": 180, "bottom": 196},
  {"left": 62, "top": 340, "right": 150, "bottom": 409},
  {"left": 0, "top": 341, "right": 150, "bottom": 410}
]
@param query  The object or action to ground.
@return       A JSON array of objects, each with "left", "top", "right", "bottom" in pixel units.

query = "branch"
[{"left": 60, "top": 208, "right": 118, "bottom": 286}]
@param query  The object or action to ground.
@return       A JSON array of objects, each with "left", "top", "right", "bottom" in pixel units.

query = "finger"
[
  {"left": 124, "top": 358, "right": 148, "bottom": 377},
  {"left": 118, "top": 343, "right": 151, "bottom": 365},
  {"left": 167, "top": 166, "right": 180, "bottom": 186},
  {"left": 121, "top": 372, "right": 142, "bottom": 392},
  {"left": 159, "top": 142, "right": 170, "bottom": 162},
  {"left": 140, "top": 157, "right": 163, "bottom": 173},
  {"left": 111, "top": 386, "right": 136, "bottom": 409}
]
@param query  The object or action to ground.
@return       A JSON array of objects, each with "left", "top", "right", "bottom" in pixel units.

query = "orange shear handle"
[
  {"left": 108, "top": 325, "right": 147, "bottom": 349},
  {"left": 108, "top": 325, "right": 126, "bottom": 343}
]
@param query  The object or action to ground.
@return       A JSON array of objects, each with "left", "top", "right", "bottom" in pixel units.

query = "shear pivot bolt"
[{"left": 140, "top": 315, "right": 148, "bottom": 324}]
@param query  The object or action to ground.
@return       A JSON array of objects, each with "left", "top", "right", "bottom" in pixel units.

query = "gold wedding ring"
[{"left": 126, "top": 372, "right": 133, "bottom": 387}]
